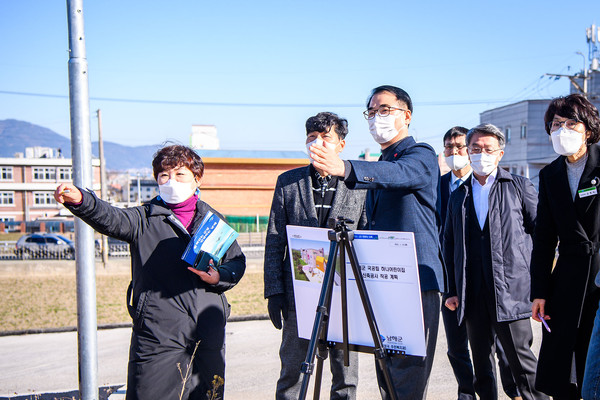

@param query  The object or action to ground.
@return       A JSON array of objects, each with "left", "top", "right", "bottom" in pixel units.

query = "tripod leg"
[
  {"left": 298, "top": 238, "right": 339, "bottom": 400},
  {"left": 313, "top": 353, "right": 324, "bottom": 400},
  {"left": 340, "top": 246, "right": 350, "bottom": 366},
  {"left": 343, "top": 236, "right": 398, "bottom": 400}
]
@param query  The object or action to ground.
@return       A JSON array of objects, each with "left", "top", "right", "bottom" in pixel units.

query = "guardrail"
[
  {"left": 236, "top": 232, "right": 266, "bottom": 247},
  {"left": 240, "top": 245, "right": 265, "bottom": 259},
  {"left": 0, "top": 241, "right": 17, "bottom": 260}
]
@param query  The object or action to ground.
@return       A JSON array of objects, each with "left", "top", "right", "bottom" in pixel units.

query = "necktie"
[{"left": 452, "top": 179, "right": 461, "bottom": 192}]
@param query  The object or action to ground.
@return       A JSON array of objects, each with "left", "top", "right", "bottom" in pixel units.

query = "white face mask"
[
  {"left": 368, "top": 114, "right": 401, "bottom": 144},
  {"left": 551, "top": 127, "right": 585, "bottom": 156},
  {"left": 306, "top": 137, "right": 338, "bottom": 163},
  {"left": 469, "top": 153, "right": 498, "bottom": 176},
  {"left": 445, "top": 154, "right": 469, "bottom": 171},
  {"left": 158, "top": 179, "right": 197, "bottom": 204}
]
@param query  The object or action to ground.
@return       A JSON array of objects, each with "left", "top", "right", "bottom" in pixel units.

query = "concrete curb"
[{"left": 0, "top": 314, "right": 269, "bottom": 337}]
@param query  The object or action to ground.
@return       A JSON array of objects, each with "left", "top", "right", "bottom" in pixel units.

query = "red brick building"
[{"left": 196, "top": 150, "right": 309, "bottom": 217}]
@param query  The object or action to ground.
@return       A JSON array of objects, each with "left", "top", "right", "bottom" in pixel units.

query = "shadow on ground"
[{"left": 0, "top": 385, "right": 123, "bottom": 400}]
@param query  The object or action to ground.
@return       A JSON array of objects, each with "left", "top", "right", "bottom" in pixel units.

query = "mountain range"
[{"left": 0, "top": 119, "right": 160, "bottom": 171}]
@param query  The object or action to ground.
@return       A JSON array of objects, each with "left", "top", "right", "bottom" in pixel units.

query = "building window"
[
  {"left": 58, "top": 167, "right": 72, "bottom": 181},
  {"left": 0, "top": 167, "right": 13, "bottom": 181},
  {"left": 33, "top": 167, "right": 56, "bottom": 181},
  {"left": 33, "top": 192, "right": 56, "bottom": 206},
  {"left": 0, "top": 191, "right": 14, "bottom": 206},
  {"left": 505, "top": 127, "right": 511, "bottom": 143},
  {"left": 521, "top": 125, "right": 527, "bottom": 139}
]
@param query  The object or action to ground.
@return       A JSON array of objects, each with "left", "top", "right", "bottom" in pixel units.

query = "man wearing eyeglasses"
[
  {"left": 440, "top": 126, "right": 477, "bottom": 400},
  {"left": 310, "top": 85, "right": 444, "bottom": 400},
  {"left": 440, "top": 127, "right": 522, "bottom": 400},
  {"left": 443, "top": 124, "right": 548, "bottom": 400}
]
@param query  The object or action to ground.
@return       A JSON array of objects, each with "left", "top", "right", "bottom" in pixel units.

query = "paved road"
[{"left": 0, "top": 316, "right": 543, "bottom": 399}]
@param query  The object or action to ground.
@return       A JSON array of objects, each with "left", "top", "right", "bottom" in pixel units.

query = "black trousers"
[
  {"left": 442, "top": 294, "right": 520, "bottom": 400},
  {"left": 464, "top": 295, "right": 549, "bottom": 400},
  {"left": 375, "top": 290, "right": 440, "bottom": 400}
]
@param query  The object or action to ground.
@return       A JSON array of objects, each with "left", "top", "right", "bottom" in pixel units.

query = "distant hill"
[{"left": 0, "top": 119, "right": 160, "bottom": 171}]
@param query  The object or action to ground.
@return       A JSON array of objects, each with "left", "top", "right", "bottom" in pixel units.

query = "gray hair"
[{"left": 466, "top": 123, "right": 506, "bottom": 149}]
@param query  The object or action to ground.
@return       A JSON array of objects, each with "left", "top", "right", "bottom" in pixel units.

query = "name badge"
[{"left": 578, "top": 186, "right": 598, "bottom": 198}]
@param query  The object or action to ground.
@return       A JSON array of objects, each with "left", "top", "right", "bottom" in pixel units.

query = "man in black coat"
[
  {"left": 440, "top": 127, "right": 521, "bottom": 400},
  {"left": 444, "top": 124, "right": 548, "bottom": 400}
]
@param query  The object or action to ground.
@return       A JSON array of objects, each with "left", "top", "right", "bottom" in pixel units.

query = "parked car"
[{"left": 15, "top": 233, "right": 75, "bottom": 260}]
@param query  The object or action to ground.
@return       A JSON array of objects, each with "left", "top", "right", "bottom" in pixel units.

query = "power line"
[{"left": 0, "top": 89, "right": 513, "bottom": 108}]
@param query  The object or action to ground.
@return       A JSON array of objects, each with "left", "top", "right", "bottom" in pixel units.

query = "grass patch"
[
  {"left": 0, "top": 268, "right": 266, "bottom": 332},
  {"left": 227, "top": 270, "right": 266, "bottom": 316},
  {"left": 0, "top": 232, "right": 27, "bottom": 241}
]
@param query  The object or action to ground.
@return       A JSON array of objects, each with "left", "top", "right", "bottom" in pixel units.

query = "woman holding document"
[
  {"left": 530, "top": 94, "right": 600, "bottom": 400},
  {"left": 54, "top": 144, "right": 245, "bottom": 400}
]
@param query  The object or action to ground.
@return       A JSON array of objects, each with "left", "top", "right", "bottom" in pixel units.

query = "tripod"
[{"left": 298, "top": 217, "right": 398, "bottom": 400}]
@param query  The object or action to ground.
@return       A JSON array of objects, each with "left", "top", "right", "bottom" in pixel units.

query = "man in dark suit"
[
  {"left": 440, "top": 127, "right": 521, "bottom": 400},
  {"left": 264, "top": 112, "right": 367, "bottom": 400},
  {"left": 444, "top": 124, "right": 548, "bottom": 400},
  {"left": 311, "top": 86, "right": 444, "bottom": 400},
  {"left": 440, "top": 127, "right": 472, "bottom": 229},
  {"left": 440, "top": 126, "right": 477, "bottom": 400}
]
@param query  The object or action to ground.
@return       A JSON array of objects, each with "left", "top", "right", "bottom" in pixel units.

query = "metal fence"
[
  {"left": 0, "top": 233, "right": 265, "bottom": 261},
  {"left": 0, "top": 240, "right": 130, "bottom": 260},
  {"left": 226, "top": 215, "right": 268, "bottom": 234}
]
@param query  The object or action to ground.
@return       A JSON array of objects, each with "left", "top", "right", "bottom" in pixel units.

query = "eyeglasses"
[
  {"left": 548, "top": 119, "right": 581, "bottom": 132},
  {"left": 468, "top": 146, "right": 502, "bottom": 155},
  {"left": 444, "top": 144, "right": 467, "bottom": 153},
  {"left": 363, "top": 106, "right": 407, "bottom": 120}
]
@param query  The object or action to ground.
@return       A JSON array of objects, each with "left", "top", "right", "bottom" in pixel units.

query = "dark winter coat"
[
  {"left": 66, "top": 189, "right": 245, "bottom": 400},
  {"left": 345, "top": 136, "right": 445, "bottom": 293},
  {"left": 444, "top": 167, "right": 538, "bottom": 325},
  {"left": 530, "top": 143, "right": 600, "bottom": 397}
]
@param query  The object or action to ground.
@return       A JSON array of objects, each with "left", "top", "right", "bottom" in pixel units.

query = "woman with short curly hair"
[{"left": 55, "top": 144, "right": 246, "bottom": 399}]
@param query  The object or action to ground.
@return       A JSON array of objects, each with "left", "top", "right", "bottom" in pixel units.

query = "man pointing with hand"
[{"left": 312, "top": 85, "right": 444, "bottom": 400}]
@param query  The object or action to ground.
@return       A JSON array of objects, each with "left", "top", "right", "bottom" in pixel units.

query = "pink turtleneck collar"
[{"left": 164, "top": 194, "right": 198, "bottom": 232}]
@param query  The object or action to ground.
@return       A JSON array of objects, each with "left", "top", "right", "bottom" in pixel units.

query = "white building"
[{"left": 190, "top": 125, "right": 220, "bottom": 150}]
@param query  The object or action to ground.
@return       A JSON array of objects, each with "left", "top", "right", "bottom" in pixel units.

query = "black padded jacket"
[{"left": 66, "top": 188, "right": 245, "bottom": 399}]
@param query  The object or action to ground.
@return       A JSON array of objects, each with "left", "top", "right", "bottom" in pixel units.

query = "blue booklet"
[{"left": 181, "top": 211, "right": 239, "bottom": 272}]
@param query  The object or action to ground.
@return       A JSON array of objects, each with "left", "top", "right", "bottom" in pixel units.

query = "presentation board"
[{"left": 286, "top": 225, "right": 426, "bottom": 356}]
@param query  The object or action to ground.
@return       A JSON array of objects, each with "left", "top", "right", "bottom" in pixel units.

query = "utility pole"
[
  {"left": 66, "top": 1, "right": 98, "bottom": 399},
  {"left": 127, "top": 174, "right": 131, "bottom": 207},
  {"left": 137, "top": 173, "right": 141, "bottom": 204},
  {"left": 545, "top": 67, "right": 590, "bottom": 98},
  {"left": 546, "top": 24, "right": 600, "bottom": 98},
  {"left": 96, "top": 109, "right": 108, "bottom": 266}
]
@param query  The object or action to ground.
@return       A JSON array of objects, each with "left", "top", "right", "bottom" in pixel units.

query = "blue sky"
[{"left": 1, "top": 1, "right": 599, "bottom": 158}]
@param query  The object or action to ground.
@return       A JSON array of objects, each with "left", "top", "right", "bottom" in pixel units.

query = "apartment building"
[{"left": 0, "top": 153, "right": 100, "bottom": 225}]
